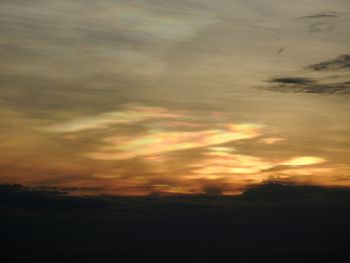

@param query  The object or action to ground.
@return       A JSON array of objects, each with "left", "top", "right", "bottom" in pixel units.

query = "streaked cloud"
[
  {"left": 269, "top": 77, "right": 315, "bottom": 85},
  {"left": 87, "top": 123, "right": 262, "bottom": 160},
  {"left": 295, "top": 11, "right": 349, "bottom": 34},
  {"left": 281, "top": 156, "right": 325, "bottom": 166},
  {"left": 264, "top": 80, "right": 350, "bottom": 95},
  {"left": 207, "top": 146, "right": 235, "bottom": 152},
  {"left": 263, "top": 55, "right": 350, "bottom": 95},
  {"left": 308, "top": 54, "right": 350, "bottom": 71},
  {"left": 44, "top": 104, "right": 184, "bottom": 133},
  {"left": 187, "top": 147, "right": 326, "bottom": 186}
]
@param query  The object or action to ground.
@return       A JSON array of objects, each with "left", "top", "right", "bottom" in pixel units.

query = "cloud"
[
  {"left": 207, "top": 146, "right": 235, "bottom": 152},
  {"left": 295, "top": 11, "right": 349, "bottom": 34},
  {"left": 308, "top": 54, "right": 350, "bottom": 71},
  {"left": 0, "top": 0, "right": 218, "bottom": 82},
  {"left": 191, "top": 151, "right": 274, "bottom": 175},
  {"left": 39, "top": 101, "right": 331, "bottom": 195},
  {"left": 263, "top": 55, "right": 350, "bottom": 95},
  {"left": 280, "top": 156, "right": 325, "bottom": 166},
  {"left": 264, "top": 80, "right": 350, "bottom": 95},
  {"left": 44, "top": 104, "right": 184, "bottom": 132},
  {"left": 187, "top": 147, "right": 326, "bottom": 185},
  {"left": 298, "top": 12, "right": 341, "bottom": 19},
  {"left": 86, "top": 123, "right": 262, "bottom": 160},
  {"left": 269, "top": 77, "right": 315, "bottom": 85}
]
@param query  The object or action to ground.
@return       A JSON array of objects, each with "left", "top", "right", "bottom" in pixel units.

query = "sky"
[{"left": 1, "top": 0, "right": 350, "bottom": 195}]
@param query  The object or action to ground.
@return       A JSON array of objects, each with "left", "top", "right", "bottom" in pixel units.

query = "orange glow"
[
  {"left": 3, "top": 102, "right": 348, "bottom": 195},
  {"left": 259, "top": 137, "right": 286, "bottom": 145},
  {"left": 281, "top": 157, "right": 326, "bottom": 166},
  {"left": 86, "top": 124, "right": 262, "bottom": 160}
]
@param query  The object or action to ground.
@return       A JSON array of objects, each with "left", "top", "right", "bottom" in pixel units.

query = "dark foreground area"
[{"left": 1, "top": 183, "right": 350, "bottom": 263}]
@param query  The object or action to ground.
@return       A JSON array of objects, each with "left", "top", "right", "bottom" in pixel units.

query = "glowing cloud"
[
  {"left": 87, "top": 123, "right": 262, "bottom": 160},
  {"left": 281, "top": 157, "right": 326, "bottom": 166},
  {"left": 259, "top": 137, "right": 286, "bottom": 145},
  {"left": 191, "top": 151, "right": 275, "bottom": 177},
  {"left": 207, "top": 147, "right": 235, "bottom": 152},
  {"left": 188, "top": 146, "right": 328, "bottom": 186},
  {"left": 44, "top": 105, "right": 183, "bottom": 133}
]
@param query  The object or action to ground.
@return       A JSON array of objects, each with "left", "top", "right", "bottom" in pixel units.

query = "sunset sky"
[{"left": 1, "top": 0, "right": 350, "bottom": 195}]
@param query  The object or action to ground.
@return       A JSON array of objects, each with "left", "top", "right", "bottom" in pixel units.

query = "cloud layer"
[{"left": 1, "top": 1, "right": 350, "bottom": 195}]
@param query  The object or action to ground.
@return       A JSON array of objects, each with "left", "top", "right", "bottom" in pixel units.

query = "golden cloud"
[
  {"left": 87, "top": 123, "right": 262, "bottom": 160},
  {"left": 281, "top": 156, "right": 325, "bottom": 166}
]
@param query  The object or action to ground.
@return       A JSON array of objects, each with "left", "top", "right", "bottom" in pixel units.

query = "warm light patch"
[
  {"left": 259, "top": 137, "right": 285, "bottom": 145},
  {"left": 281, "top": 157, "right": 326, "bottom": 166},
  {"left": 208, "top": 147, "right": 235, "bottom": 152}
]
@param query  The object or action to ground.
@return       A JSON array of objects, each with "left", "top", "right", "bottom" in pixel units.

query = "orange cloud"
[
  {"left": 187, "top": 148, "right": 327, "bottom": 185},
  {"left": 44, "top": 104, "right": 183, "bottom": 133},
  {"left": 280, "top": 156, "right": 325, "bottom": 166},
  {"left": 87, "top": 123, "right": 262, "bottom": 160}
]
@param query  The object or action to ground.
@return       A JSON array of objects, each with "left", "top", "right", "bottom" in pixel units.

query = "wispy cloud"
[
  {"left": 269, "top": 77, "right": 315, "bottom": 85},
  {"left": 44, "top": 104, "right": 184, "bottom": 132},
  {"left": 263, "top": 55, "right": 350, "bottom": 95},
  {"left": 308, "top": 55, "right": 350, "bottom": 71},
  {"left": 186, "top": 148, "right": 327, "bottom": 184},
  {"left": 86, "top": 123, "right": 262, "bottom": 160},
  {"left": 281, "top": 156, "right": 325, "bottom": 166},
  {"left": 264, "top": 80, "right": 350, "bottom": 95},
  {"left": 295, "top": 11, "right": 349, "bottom": 34}
]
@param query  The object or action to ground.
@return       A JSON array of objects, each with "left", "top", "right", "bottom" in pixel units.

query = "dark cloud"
[
  {"left": 263, "top": 55, "right": 350, "bottom": 95},
  {"left": 264, "top": 80, "right": 350, "bottom": 95},
  {"left": 308, "top": 54, "right": 350, "bottom": 71},
  {"left": 295, "top": 12, "right": 349, "bottom": 34},
  {"left": 269, "top": 77, "right": 315, "bottom": 85},
  {"left": 299, "top": 12, "right": 340, "bottom": 19}
]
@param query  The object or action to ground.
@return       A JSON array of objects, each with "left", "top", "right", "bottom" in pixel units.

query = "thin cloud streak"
[{"left": 44, "top": 104, "right": 184, "bottom": 133}]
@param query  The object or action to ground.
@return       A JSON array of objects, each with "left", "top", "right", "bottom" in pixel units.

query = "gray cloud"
[
  {"left": 295, "top": 11, "right": 349, "bottom": 34},
  {"left": 264, "top": 80, "right": 350, "bottom": 95},
  {"left": 308, "top": 54, "right": 350, "bottom": 71},
  {"left": 299, "top": 12, "right": 341, "bottom": 19},
  {"left": 269, "top": 77, "right": 315, "bottom": 85},
  {"left": 263, "top": 54, "right": 350, "bottom": 95}
]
